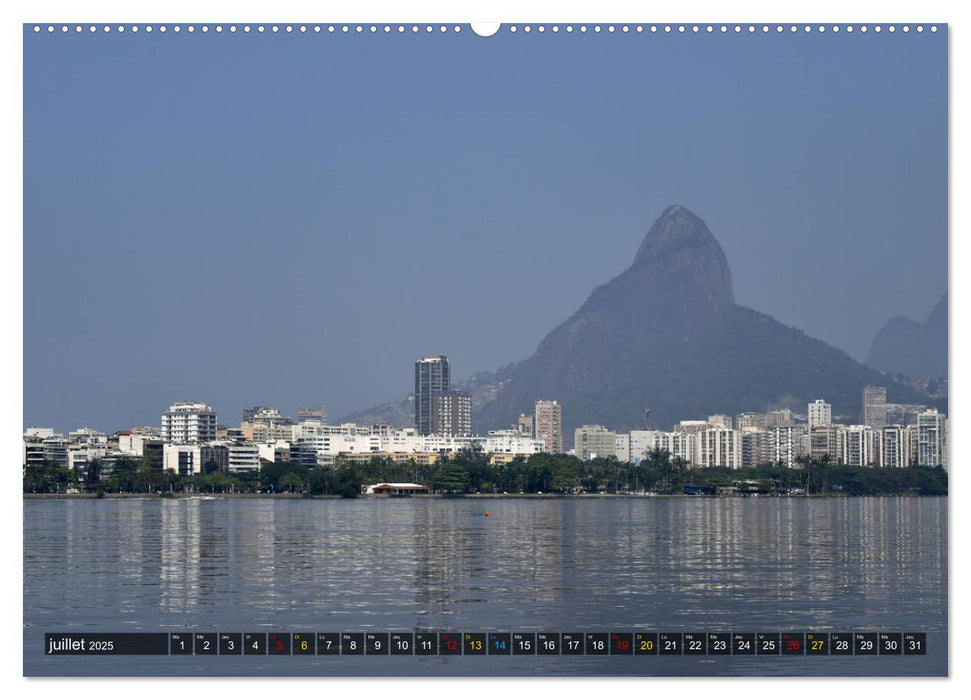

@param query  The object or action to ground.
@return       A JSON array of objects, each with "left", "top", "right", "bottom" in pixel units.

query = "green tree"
[
  {"left": 23, "top": 460, "right": 71, "bottom": 493},
  {"left": 231, "top": 470, "right": 259, "bottom": 493},
  {"left": 307, "top": 467, "right": 332, "bottom": 496},
  {"left": 334, "top": 466, "right": 361, "bottom": 498},
  {"left": 108, "top": 457, "right": 140, "bottom": 493},
  {"left": 551, "top": 460, "right": 580, "bottom": 493},
  {"left": 279, "top": 473, "right": 304, "bottom": 493},
  {"left": 432, "top": 462, "right": 469, "bottom": 494},
  {"left": 83, "top": 458, "right": 102, "bottom": 490},
  {"left": 260, "top": 460, "right": 309, "bottom": 493}
]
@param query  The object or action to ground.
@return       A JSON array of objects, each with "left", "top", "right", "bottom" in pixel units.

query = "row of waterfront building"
[
  {"left": 22, "top": 399, "right": 550, "bottom": 477},
  {"left": 23, "top": 355, "right": 947, "bottom": 475},
  {"left": 574, "top": 391, "right": 946, "bottom": 469},
  {"left": 23, "top": 396, "right": 946, "bottom": 478},
  {"left": 573, "top": 410, "right": 947, "bottom": 469}
]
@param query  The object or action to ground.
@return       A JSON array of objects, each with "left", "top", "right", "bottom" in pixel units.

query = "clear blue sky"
[{"left": 23, "top": 25, "right": 947, "bottom": 433}]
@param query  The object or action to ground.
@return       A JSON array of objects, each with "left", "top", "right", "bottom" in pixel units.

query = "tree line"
[{"left": 23, "top": 448, "right": 947, "bottom": 497}]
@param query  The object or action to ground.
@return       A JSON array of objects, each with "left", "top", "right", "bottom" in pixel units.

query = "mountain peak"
[
  {"left": 629, "top": 204, "right": 735, "bottom": 307},
  {"left": 865, "top": 292, "right": 947, "bottom": 378},
  {"left": 634, "top": 204, "right": 721, "bottom": 265}
]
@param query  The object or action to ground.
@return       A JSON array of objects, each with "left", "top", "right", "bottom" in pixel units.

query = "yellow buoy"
[{"left": 484, "top": 511, "right": 491, "bottom": 517}]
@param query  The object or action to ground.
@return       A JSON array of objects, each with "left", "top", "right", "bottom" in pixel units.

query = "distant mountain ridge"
[
  {"left": 865, "top": 293, "right": 947, "bottom": 379},
  {"left": 344, "top": 206, "right": 937, "bottom": 444}
]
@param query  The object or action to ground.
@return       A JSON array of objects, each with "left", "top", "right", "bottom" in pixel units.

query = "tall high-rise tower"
[
  {"left": 415, "top": 355, "right": 451, "bottom": 436},
  {"left": 433, "top": 391, "right": 472, "bottom": 437},
  {"left": 862, "top": 386, "right": 888, "bottom": 429},
  {"left": 534, "top": 400, "right": 563, "bottom": 454}
]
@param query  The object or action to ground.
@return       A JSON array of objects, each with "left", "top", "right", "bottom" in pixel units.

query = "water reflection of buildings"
[
  {"left": 160, "top": 500, "right": 202, "bottom": 614},
  {"left": 693, "top": 498, "right": 944, "bottom": 628},
  {"left": 115, "top": 500, "right": 149, "bottom": 616},
  {"left": 621, "top": 500, "right": 745, "bottom": 628},
  {"left": 134, "top": 497, "right": 950, "bottom": 634},
  {"left": 33, "top": 497, "right": 946, "bottom": 644},
  {"left": 577, "top": 497, "right": 948, "bottom": 631},
  {"left": 412, "top": 502, "right": 565, "bottom": 631}
]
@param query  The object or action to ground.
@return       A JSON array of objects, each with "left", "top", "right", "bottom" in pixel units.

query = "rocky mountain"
[
  {"left": 344, "top": 205, "right": 937, "bottom": 444},
  {"left": 865, "top": 293, "right": 947, "bottom": 379}
]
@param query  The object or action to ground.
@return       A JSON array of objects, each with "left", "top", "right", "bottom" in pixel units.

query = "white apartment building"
[
  {"left": 162, "top": 401, "right": 218, "bottom": 445},
  {"left": 24, "top": 427, "right": 56, "bottom": 440},
  {"left": 67, "top": 427, "right": 108, "bottom": 472},
  {"left": 226, "top": 442, "right": 260, "bottom": 473},
  {"left": 613, "top": 433, "right": 631, "bottom": 463},
  {"left": 916, "top": 409, "right": 947, "bottom": 468},
  {"left": 808, "top": 399, "right": 832, "bottom": 427},
  {"left": 840, "top": 425, "right": 877, "bottom": 466},
  {"left": 483, "top": 430, "right": 546, "bottom": 455},
  {"left": 707, "top": 414, "right": 733, "bottom": 430},
  {"left": 808, "top": 424, "right": 842, "bottom": 461},
  {"left": 740, "top": 427, "right": 773, "bottom": 468},
  {"left": 242, "top": 420, "right": 294, "bottom": 443},
  {"left": 23, "top": 441, "right": 46, "bottom": 468},
  {"left": 878, "top": 425, "right": 911, "bottom": 468},
  {"left": 23, "top": 429, "right": 67, "bottom": 468},
  {"left": 620, "top": 427, "right": 745, "bottom": 468},
  {"left": 68, "top": 428, "right": 108, "bottom": 448},
  {"left": 68, "top": 445, "right": 106, "bottom": 473},
  {"left": 118, "top": 432, "right": 163, "bottom": 456},
  {"left": 629, "top": 430, "right": 696, "bottom": 465},
  {"left": 296, "top": 433, "right": 383, "bottom": 458},
  {"left": 293, "top": 427, "right": 544, "bottom": 466},
  {"left": 664, "top": 431, "right": 696, "bottom": 465},
  {"left": 629, "top": 430, "right": 666, "bottom": 464},
  {"left": 163, "top": 441, "right": 259, "bottom": 475},
  {"left": 257, "top": 440, "right": 291, "bottom": 463},
  {"left": 574, "top": 425, "right": 617, "bottom": 461},
  {"left": 163, "top": 444, "right": 200, "bottom": 476},
  {"left": 696, "top": 427, "right": 743, "bottom": 468},
  {"left": 43, "top": 435, "right": 69, "bottom": 467},
  {"left": 772, "top": 425, "right": 807, "bottom": 468},
  {"left": 292, "top": 421, "right": 385, "bottom": 440}
]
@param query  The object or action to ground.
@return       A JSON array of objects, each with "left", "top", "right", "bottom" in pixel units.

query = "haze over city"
[{"left": 24, "top": 26, "right": 946, "bottom": 433}]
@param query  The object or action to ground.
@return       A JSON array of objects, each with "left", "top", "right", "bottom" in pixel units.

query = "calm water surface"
[{"left": 23, "top": 496, "right": 947, "bottom": 676}]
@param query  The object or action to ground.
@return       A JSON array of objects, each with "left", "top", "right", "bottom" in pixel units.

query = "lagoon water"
[{"left": 23, "top": 496, "right": 947, "bottom": 676}]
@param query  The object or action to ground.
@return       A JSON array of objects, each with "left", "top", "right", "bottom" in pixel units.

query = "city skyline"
[
  {"left": 26, "top": 382, "right": 947, "bottom": 468},
  {"left": 23, "top": 26, "right": 946, "bottom": 434}
]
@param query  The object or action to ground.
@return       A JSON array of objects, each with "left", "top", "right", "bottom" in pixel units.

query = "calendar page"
[{"left": 20, "top": 6, "right": 949, "bottom": 683}]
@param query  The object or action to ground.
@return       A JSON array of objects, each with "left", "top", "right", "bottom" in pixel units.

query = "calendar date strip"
[{"left": 45, "top": 631, "right": 927, "bottom": 656}]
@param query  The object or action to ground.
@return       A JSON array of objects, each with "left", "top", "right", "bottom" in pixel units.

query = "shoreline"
[{"left": 22, "top": 492, "right": 946, "bottom": 500}]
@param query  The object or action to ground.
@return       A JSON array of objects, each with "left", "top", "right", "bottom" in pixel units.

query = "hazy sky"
[{"left": 23, "top": 24, "right": 947, "bottom": 433}]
